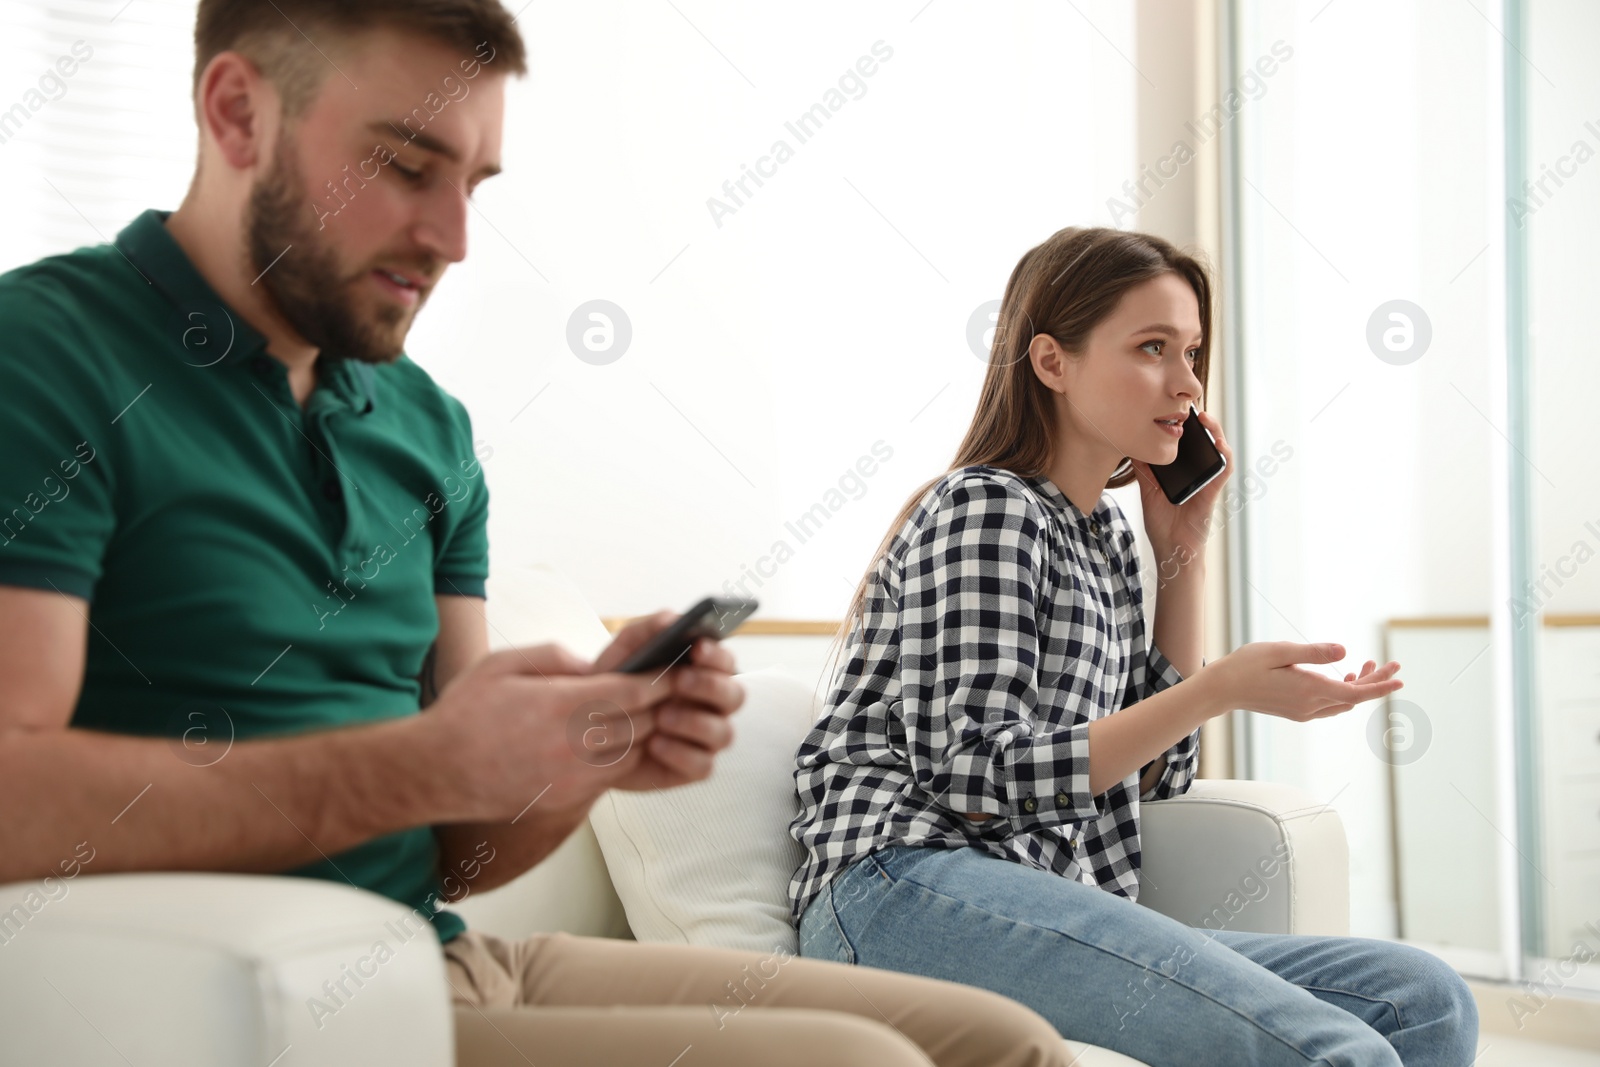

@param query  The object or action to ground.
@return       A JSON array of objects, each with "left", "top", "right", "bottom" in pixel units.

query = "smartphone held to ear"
[
  {"left": 614, "top": 596, "right": 759, "bottom": 674},
  {"left": 1150, "top": 405, "right": 1227, "bottom": 506}
]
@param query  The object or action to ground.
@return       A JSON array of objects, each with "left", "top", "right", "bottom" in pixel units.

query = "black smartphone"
[
  {"left": 615, "top": 596, "right": 759, "bottom": 674},
  {"left": 1150, "top": 404, "right": 1227, "bottom": 506}
]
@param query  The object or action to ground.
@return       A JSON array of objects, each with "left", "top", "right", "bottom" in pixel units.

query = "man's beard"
[{"left": 244, "top": 135, "right": 423, "bottom": 365}]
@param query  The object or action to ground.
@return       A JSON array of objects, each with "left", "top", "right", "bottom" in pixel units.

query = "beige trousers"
[{"left": 442, "top": 929, "right": 1068, "bottom": 1067}]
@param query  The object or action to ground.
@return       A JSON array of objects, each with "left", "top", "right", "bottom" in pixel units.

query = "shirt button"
[
  {"left": 1022, "top": 796, "right": 1038, "bottom": 814},
  {"left": 1090, "top": 521, "right": 1101, "bottom": 539},
  {"left": 250, "top": 356, "right": 274, "bottom": 378},
  {"left": 1055, "top": 790, "right": 1071, "bottom": 807},
  {"left": 322, "top": 480, "right": 343, "bottom": 502}
]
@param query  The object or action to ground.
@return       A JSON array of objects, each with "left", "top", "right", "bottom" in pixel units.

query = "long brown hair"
[{"left": 823, "top": 226, "right": 1214, "bottom": 684}]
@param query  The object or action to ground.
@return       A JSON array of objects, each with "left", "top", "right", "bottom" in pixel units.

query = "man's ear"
[{"left": 195, "top": 52, "right": 275, "bottom": 171}]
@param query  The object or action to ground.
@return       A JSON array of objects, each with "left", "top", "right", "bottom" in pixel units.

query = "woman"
[{"left": 788, "top": 227, "right": 1478, "bottom": 1066}]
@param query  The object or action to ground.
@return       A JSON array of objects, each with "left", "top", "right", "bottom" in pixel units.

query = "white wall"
[
  {"left": 405, "top": 2, "right": 1139, "bottom": 621},
  {"left": 0, "top": 2, "right": 1140, "bottom": 627}
]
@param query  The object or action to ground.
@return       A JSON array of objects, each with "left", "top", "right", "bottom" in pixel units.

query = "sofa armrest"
[
  {"left": 0, "top": 872, "right": 453, "bottom": 1067},
  {"left": 1137, "top": 779, "right": 1350, "bottom": 937}
]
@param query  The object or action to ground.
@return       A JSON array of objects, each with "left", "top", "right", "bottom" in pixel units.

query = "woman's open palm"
[{"left": 1205, "top": 641, "right": 1403, "bottom": 722}]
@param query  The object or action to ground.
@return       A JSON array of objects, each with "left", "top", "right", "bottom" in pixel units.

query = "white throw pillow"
[{"left": 588, "top": 667, "right": 820, "bottom": 953}]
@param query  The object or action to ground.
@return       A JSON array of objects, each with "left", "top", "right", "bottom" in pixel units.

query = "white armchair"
[{"left": 0, "top": 564, "right": 1349, "bottom": 1067}]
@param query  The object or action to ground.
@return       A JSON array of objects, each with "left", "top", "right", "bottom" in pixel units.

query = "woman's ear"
[{"left": 1028, "top": 333, "right": 1069, "bottom": 394}]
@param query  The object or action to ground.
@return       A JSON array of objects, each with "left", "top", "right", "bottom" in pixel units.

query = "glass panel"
[
  {"left": 1232, "top": 0, "right": 1508, "bottom": 976},
  {"left": 1517, "top": 0, "right": 1600, "bottom": 993}
]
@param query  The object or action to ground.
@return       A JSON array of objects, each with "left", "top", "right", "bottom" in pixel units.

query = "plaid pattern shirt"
[{"left": 788, "top": 464, "right": 1200, "bottom": 922}]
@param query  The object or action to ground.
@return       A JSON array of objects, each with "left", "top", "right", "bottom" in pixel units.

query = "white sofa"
[{"left": 0, "top": 563, "right": 1351, "bottom": 1067}]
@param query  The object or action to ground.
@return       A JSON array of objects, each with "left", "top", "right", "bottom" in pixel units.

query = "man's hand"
[
  {"left": 497, "top": 641, "right": 595, "bottom": 680},
  {"left": 428, "top": 612, "right": 746, "bottom": 823},
  {"left": 592, "top": 611, "right": 745, "bottom": 792},
  {"left": 425, "top": 609, "right": 746, "bottom": 896},
  {"left": 424, "top": 641, "right": 670, "bottom": 820}
]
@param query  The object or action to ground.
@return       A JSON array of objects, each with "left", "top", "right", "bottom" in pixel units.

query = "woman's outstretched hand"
[{"left": 1198, "top": 642, "right": 1402, "bottom": 721}]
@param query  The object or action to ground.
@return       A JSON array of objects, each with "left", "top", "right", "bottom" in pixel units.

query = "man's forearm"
[
  {"left": 433, "top": 803, "right": 593, "bottom": 901},
  {"left": 0, "top": 714, "right": 463, "bottom": 886}
]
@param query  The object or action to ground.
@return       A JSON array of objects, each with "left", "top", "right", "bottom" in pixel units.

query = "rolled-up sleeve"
[
  {"left": 1114, "top": 528, "right": 1200, "bottom": 801},
  {"left": 1137, "top": 643, "right": 1200, "bottom": 801},
  {"left": 897, "top": 474, "right": 1107, "bottom": 838}
]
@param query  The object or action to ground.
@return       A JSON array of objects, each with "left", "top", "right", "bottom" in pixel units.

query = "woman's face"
[{"left": 1056, "top": 272, "right": 1206, "bottom": 468}]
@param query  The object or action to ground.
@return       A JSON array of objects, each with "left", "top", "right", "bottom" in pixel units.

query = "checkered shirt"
[{"left": 788, "top": 464, "right": 1200, "bottom": 922}]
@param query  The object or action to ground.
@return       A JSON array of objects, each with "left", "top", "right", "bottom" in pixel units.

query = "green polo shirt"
[{"left": 0, "top": 209, "right": 489, "bottom": 944}]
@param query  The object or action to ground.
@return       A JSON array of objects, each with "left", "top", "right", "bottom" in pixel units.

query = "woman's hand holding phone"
[{"left": 1131, "top": 407, "right": 1234, "bottom": 575}]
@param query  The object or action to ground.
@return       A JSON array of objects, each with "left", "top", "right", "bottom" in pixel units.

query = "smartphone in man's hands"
[{"left": 615, "top": 597, "right": 758, "bottom": 674}]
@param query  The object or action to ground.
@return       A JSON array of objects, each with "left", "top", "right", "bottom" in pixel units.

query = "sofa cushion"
[{"left": 588, "top": 667, "right": 818, "bottom": 953}]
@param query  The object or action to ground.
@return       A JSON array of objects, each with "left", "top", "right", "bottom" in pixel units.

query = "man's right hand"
[
  {"left": 592, "top": 612, "right": 744, "bottom": 794},
  {"left": 424, "top": 642, "right": 674, "bottom": 822}
]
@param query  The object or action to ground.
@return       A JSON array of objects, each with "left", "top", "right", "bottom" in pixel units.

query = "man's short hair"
[{"left": 193, "top": 0, "right": 528, "bottom": 119}]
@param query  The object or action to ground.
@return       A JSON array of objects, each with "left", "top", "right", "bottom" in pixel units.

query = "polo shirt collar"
[{"left": 115, "top": 209, "right": 376, "bottom": 416}]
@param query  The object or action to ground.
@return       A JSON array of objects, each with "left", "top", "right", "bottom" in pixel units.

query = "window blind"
[{"left": 0, "top": 0, "right": 198, "bottom": 274}]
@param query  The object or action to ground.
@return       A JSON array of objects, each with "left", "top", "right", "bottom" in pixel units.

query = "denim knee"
[{"left": 1393, "top": 945, "right": 1479, "bottom": 1064}]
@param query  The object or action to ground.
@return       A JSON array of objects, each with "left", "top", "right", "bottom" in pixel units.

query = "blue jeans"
[{"left": 798, "top": 846, "right": 1478, "bottom": 1067}]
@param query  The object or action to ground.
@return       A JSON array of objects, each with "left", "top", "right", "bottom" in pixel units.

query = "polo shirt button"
[
  {"left": 1022, "top": 796, "right": 1038, "bottom": 814},
  {"left": 322, "top": 480, "right": 342, "bottom": 502}
]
